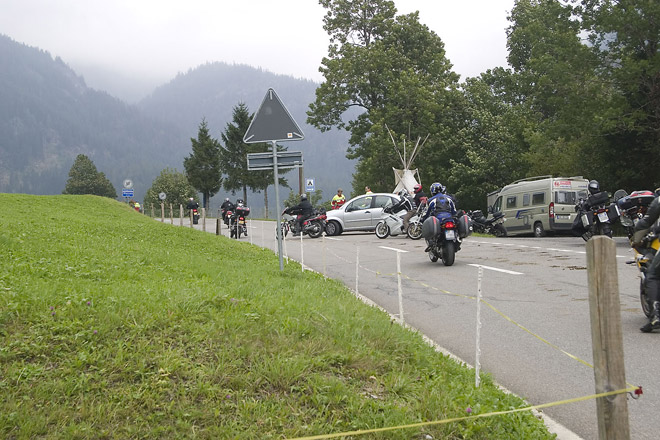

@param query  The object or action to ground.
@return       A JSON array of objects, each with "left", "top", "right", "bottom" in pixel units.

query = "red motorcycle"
[{"left": 279, "top": 209, "right": 326, "bottom": 239}]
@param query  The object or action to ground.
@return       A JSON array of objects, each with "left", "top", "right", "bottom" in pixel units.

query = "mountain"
[{"left": 0, "top": 34, "right": 355, "bottom": 210}]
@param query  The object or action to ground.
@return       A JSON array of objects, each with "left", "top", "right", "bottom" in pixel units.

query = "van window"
[
  {"left": 506, "top": 196, "right": 517, "bottom": 209},
  {"left": 523, "top": 194, "right": 530, "bottom": 206},
  {"left": 555, "top": 191, "right": 577, "bottom": 205},
  {"left": 492, "top": 196, "right": 502, "bottom": 213},
  {"left": 532, "top": 192, "right": 545, "bottom": 205}
]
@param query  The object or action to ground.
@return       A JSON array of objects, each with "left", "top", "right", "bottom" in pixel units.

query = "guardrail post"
[{"left": 586, "top": 236, "right": 630, "bottom": 439}]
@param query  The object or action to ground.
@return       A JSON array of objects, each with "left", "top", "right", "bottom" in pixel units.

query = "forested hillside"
[{"left": 0, "top": 35, "right": 354, "bottom": 205}]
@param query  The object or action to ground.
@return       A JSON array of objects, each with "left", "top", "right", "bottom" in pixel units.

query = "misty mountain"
[{"left": 0, "top": 34, "right": 355, "bottom": 209}]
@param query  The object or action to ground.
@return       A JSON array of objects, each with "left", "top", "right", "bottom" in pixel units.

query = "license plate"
[
  {"left": 445, "top": 229, "right": 456, "bottom": 240},
  {"left": 556, "top": 214, "right": 569, "bottom": 220},
  {"left": 597, "top": 212, "right": 609, "bottom": 223},
  {"left": 239, "top": 220, "right": 245, "bottom": 225}
]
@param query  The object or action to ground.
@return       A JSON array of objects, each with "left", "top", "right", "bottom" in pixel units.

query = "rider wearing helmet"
[
  {"left": 633, "top": 192, "right": 660, "bottom": 332},
  {"left": 220, "top": 197, "right": 235, "bottom": 223},
  {"left": 186, "top": 197, "right": 199, "bottom": 210},
  {"left": 588, "top": 180, "right": 600, "bottom": 195},
  {"left": 286, "top": 194, "right": 314, "bottom": 236}
]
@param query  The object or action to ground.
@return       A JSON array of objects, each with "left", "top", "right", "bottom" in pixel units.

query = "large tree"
[
  {"left": 183, "top": 118, "right": 222, "bottom": 210},
  {"left": 143, "top": 168, "right": 197, "bottom": 215},
  {"left": 62, "top": 154, "right": 117, "bottom": 198},
  {"left": 308, "top": 0, "right": 461, "bottom": 193},
  {"left": 219, "top": 103, "right": 289, "bottom": 215}
]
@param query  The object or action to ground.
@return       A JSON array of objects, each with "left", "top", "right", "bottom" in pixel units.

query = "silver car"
[{"left": 325, "top": 193, "right": 400, "bottom": 236}]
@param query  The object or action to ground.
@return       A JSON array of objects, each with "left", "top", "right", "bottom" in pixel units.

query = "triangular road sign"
[{"left": 243, "top": 88, "right": 305, "bottom": 143}]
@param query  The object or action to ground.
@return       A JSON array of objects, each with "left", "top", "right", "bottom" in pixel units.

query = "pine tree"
[
  {"left": 183, "top": 118, "right": 222, "bottom": 209},
  {"left": 62, "top": 154, "right": 117, "bottom": 198}
]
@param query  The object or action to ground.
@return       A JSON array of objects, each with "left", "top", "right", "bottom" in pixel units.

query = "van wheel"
[{"left": 534, "top": 222, "right": 546, "bottom": 238}]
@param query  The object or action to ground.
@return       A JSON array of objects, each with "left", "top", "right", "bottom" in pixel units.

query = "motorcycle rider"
[
  {"left": 186, "top": 197, "right": 199, "bottom": 211},
  {"left": 402, "top": 184, "right": 426, "bottom": 230},
  {"left": 632, "top": 190, "right": 660, "bottom": 333},
  {"left": 220, "top": 197, "right": 235, "bottom": 224},
  {"left": 286, "top": 194, "right": 314, "bottom": 236},
  {"left": 386, "top": 189, "right": 415, "bottom": 232},
  {"left": 572, "top": 179, "right": 603, "bottom": 239},
  {"left": 423, "top": 182, "right": 457, "bottom": 252}
]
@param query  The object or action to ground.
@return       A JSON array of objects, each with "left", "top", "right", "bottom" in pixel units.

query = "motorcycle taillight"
[
  {"left": 444, "top": 221, "right": 455, "bottom": 229},
  {"left": 549, "top": 202, "right": 554, "bottom": 219}
]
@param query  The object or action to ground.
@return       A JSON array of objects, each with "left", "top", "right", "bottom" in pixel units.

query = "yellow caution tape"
[{"left": 286, "top": 386, "right": 639, "bottom": 440}]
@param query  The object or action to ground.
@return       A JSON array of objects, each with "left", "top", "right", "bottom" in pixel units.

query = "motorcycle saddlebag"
[
  {"left": 422, "top": 216, "right": 442, "bottom": 239},
  {"left": 236, "top": 206, "right": 250, "bottom": 217},
  {"left": 457, "top": 214, "right": 472, "bottom": 238}
]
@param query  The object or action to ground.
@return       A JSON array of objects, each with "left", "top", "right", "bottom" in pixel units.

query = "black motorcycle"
[
  {"left": 573, "top": 191, "right": 620, "bottom": 241},
  {"left": 229, "top": 205, "right": 250, "bottom": 239},
  {"left": 422, "top": 215, "right": 465, "bottom": 266},
  {"left": 468, "top": 209, "right": 507, "bottom": 237},
  {"left": 280, "top": 209, "right": 326, "bottom": 239}
]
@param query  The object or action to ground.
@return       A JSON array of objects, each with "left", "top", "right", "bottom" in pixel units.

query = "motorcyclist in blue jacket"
[{"left": 423, "top": 182, "right": 457, "bottom": 251}]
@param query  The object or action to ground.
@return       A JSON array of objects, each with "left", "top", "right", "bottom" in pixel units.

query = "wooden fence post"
[
  {"left": 150, "top": 203, "right": 154, "bottom": 218},
  {"left": 160, "top": 203, "right": 165, "bottom": 223},
  {"left": 169, "top": 204, "right": 173, "bottom": 224},
  {"left": 216, "top": 209, "right": 220, "bottom": 235},
  {"left": 179, "top": 205, "right": 183, "bottom": 226},
  {"left": 586, "top": 236, "right": 630, "bottom": 439},
  {"left": 202, "top": 208, "right": 206, "bottom": 232}
]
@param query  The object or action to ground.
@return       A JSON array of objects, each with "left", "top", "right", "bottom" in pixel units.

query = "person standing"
[
  {"left": 331, "top": 188, "right": 346, "bottom": 209},
  {"left": 364, "top": 186, "right": 373, "bottom": 194}
]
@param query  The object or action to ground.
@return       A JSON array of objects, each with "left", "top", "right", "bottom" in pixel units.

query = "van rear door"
[{"left": 550, "top": 179, "right": 588, "bottom": 231}]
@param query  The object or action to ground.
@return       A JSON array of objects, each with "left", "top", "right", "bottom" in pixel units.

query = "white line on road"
[
  {"left": 379, "top": 246, "right": 409, "bottom": 253},
  {"left": 324, "top": 237, "right": 342, "bottom": 241},
  {"left": 468, "top": 264, "right": 523, "bottom": 275}
]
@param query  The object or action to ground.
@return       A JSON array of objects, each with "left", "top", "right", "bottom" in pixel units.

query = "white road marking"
[
  {"left": 324, "top": 237, "right": 342, "bottom": 241},
  {"left": 379, "top": 246, "right": 409, "bottom": 253},
  {"left": 468, "top": 264, "right": 523, "bottom": 275}
]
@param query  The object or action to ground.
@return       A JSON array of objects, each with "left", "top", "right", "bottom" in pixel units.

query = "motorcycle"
[
  {"left": 422, "top": 214, "right": 463, "bottom": 266},
  {"left": 229, "top": 205, "right": 250, "bottom": 239},
  {"left": 191, "top": 208, "right": 200, "bottom": 225},
  {"left": 406, "top": 203, "right": 428, "bottom": 240},
  {"left": 574, "top": 190, "right": 620, "bottom": 241},
  {"left": 374, "top": 205, "right": 407, "bottom": 239},
  {"left": 468, "top": 209, "right": 507, "bottom": 237},
  {"left": 279, "top": 209, "right": 326, "bottom": 239},
  {"left": 616, "top": 189, "right": 659, "bottom": 318}
]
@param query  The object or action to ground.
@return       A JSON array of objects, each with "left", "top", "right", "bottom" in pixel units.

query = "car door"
[
  {"left": 369, "top": 195, "right": 398, "bottom": 226},
  {"left": 343, "top": 195, "right": 375, "bottom": 230}
]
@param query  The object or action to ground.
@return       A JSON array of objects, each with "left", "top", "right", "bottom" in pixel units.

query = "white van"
[{"left": 490, "top": 176, "right": 589, "bottom": 237}]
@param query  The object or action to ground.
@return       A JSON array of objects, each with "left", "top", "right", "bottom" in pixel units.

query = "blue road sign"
[
  {"left": 305, "top": 178, "right": 315, "bottom": 192},
  {"left": 122, "top": 189, "right": 134, "bottom": 198}
]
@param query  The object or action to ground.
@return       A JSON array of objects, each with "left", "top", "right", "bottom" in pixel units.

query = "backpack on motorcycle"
[
  {"left": 586, "top": 191, "right": 609, "bottom": 209},
  {"left": 422, "top": 216, "right": 442, "bottom": 239},
  {"left": 456, "top": 213, "right": 472, "bottom": 238}
]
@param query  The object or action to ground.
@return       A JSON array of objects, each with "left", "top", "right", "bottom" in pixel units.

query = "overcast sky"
[{"left": 0, "top": 0, "right": 515, "bottom": 84}]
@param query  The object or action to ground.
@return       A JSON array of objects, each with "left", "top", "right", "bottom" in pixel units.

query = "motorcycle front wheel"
[
  {"left": 375, "top": 221, "right": 390, "bottom": 239},
  {"left": 641, "top": 278, "right": 652, "bottom": 318},
  {"left": 407, "top": 222, "right": 423, "bottom": 240},
  {"left": 441, "top": 242, "right": 456, "bottom": 266}
]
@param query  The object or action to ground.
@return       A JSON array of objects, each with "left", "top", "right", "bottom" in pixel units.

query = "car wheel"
[
  {"left": 325, "top": 220, "right": 342, "bottom": 236},
  {"left": 534, "top": 222, "right": 546, "bottom": 238}
]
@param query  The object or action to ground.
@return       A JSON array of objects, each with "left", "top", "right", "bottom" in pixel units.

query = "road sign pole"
[{"left": 273, "top": 141, "right": 284, "bottom": 271}]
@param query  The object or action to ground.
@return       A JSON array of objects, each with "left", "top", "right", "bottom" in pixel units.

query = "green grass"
[{"left": 0, "top": 194, "right": 555, "bottom": 439}]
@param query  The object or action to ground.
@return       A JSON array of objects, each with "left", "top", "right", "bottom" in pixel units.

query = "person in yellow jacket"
[
  {"left": 331, "top": 188, "right": 346, "bottom": 210},
  {"left": 133, "top": 201, "right": 141, "bottom": 212}
]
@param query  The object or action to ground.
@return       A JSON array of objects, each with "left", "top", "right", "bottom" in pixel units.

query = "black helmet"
[{"left": 588, "top": 180, "right": 600, "bottom": 195}]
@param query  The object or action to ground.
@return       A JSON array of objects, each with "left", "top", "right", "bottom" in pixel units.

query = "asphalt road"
[{"left": 175, "top": 217, "right": 657, "bottom": 439}]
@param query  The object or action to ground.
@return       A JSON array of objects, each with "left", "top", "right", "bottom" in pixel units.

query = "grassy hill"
[{"left": 0, "top": 194, "right": 554, "bottom": 439}]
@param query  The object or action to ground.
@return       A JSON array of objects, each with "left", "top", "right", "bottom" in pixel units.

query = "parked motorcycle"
[
  {"left": 229, "top": 205, "right": 250, "bottom": 239},
  {"left": 279, "top": 209, "right": 326, "bottom": 239},
  {"left": 468, "top": 209, "right": 507, "bottom": 237},
  {"left": 573, "top": 190, "right": 620, "bottom": 241},
  {"left": 374, "top": 206, "right": 407, "bottom": 239},
  {"left": 616, "top": 189, "right": 659, "bottom": 318},
  {"left": 406, "top": 203, "right": 428, "bottom": 240}
]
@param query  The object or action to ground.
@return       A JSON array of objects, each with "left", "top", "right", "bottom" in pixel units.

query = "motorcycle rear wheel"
[
  {"left": 493, "top": 224, "right": 507, "bottom": 237},
  {"left": 441, "top": 242, "right": 455, "bottom": 266},
  {"left": 307, "top": 221, "right": 323, "bottom": 239},
  {"left": 375, "top": 221, "right": 390, "bottom": 239},
  {"left": 407, "top": 222, "right": 423, "bottom": 240}
]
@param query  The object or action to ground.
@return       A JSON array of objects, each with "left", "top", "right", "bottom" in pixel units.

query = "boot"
[{"left": 641, "top": 301, "right": 660, "bottom": 333}]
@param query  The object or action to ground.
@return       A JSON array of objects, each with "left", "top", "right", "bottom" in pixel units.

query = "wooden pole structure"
[
  {"left": 169, "top": 204, "right": 173, "bottom": 224},
  {"left": 160, "top": 203, "right": 165, "bottom": 223},
  {"left": 150, "top": 203, "right": 154, "bottom": 218},
  {"left": 586, "top": 236, "right": 630, "bottom": 439},
  {"left": 179, "top": 205, "right": 183, "bottom": 226},
  {"left": 202, "top": 208, "right": 206, "bottom": 232}
]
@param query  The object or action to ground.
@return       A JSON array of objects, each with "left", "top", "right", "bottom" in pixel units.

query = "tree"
[
  {"left": 219, "top": 103, "right": 289, "bottom": 216},
  {"left": 143, "top": 168, "right": 197, "bottom": 216},
  {"left": 308, "top": 0, "right": 461, "bottom": 192},
  {"left": 183, "top": 118, "right": 222, "bottom": 210},
  {"left": 62, "top": 154, "right": 117, "bottom": 198}
]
